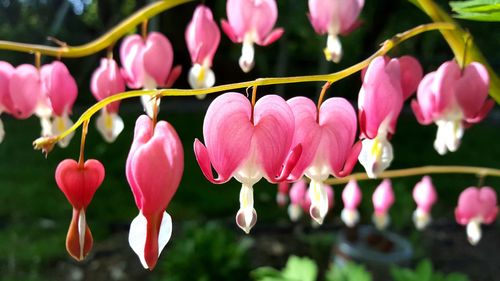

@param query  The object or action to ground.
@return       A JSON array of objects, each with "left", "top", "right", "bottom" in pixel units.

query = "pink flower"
[
  {"left": 358, "top": 56, "right": 422, "bottom": 178},
  {"left": 91, "top": 58, "right": 126, "bottom": 143},
  {"left": 287, "top": 179, "right": 334, "bottom": 223},
  {"left": 411, "top": 60, "right": 493, "bottom": 155},
  {"left": 372, "top": 179, "right": 395, "bottom": 230},
  {"left": 287, "top": 96, "right": 361, "bottom": 224},
  {"left": 120, "top": 32, "right": 182, "bottom": 117},
  {"left": 126, "top": 115, "right": 184, "bottom": 269},
  {"left": 0, "top": 61, "right": 15, "bottom": 143},
  {"left": 221, "top": 0, "right": 284, "bottom": 72},
  {"left": 194, "top": 93, "right": 301, "bottom": 233},
  {"left": 341, "top": 179, "right": 362, "bottom": 227},
  {"left": 9, "top": 64, "right": 44, "bottom": 120},
  {"left": 185, "top": 4, "right": 220, "bottom": 91},
  {"left": 41, "top": 61, "right": 78, "bottom": 147},
  {"left": 412, "top": 176, "right": 437, "bottom": 230},
  {"left": 455, "top": 186, "right": 498, "bottom": 245},
  {"left": 308, "top": 0, "right": 364, "bottom": 62},
  {"left": 55, "top": 159, "right": 105, "bottom": 261}
]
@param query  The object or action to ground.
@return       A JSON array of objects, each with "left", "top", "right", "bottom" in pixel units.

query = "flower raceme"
[
  {"left": 341, "top": 179, "right": 362, "bottom": 227},
  {"left": 55, "top": 159, "right": 105, "bottom": 261},
  {"left": 358, "top": 56, "right": 423, "bottom": 178},
  {"left": 194, "top": 93, "right": 302, "bottom": 234},
  {"left": 372, "top": 179, "right": 395, "bottom": 230},
  {"left": 120, "top": 32, "right": 182, "bottom": 117},
  {"left": 412, "top": 176, "right": 437, "bottom": 230},
  {"left": 411, "top": 60, "right": 494, "bottom": 155},
  {"left": 455, "top": 187, "right": 498, "bottom": 245},
  {"left": 287, "top": 96, "right": 361, "bottom": 224},
  {"left": 126, "top": 115, "right": 184, "bottom": 270},
  {"left": 308, "top": 0, "right": 364, "bottom": 63},
  {"left": 221, "top": 0, "right": 284, "bottom": 73},
  {"left": 91, "top": 57, "right": 126, "bottom": 143},
  {"left": 185, "top": 4, "right": 220, "bottom": 93},
  {"left": 287, "top": 179, "right": 334, "bottom": 223}
]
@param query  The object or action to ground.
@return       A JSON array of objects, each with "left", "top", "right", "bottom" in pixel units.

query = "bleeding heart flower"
[
  {"left": 126, "top": 115, "right": 183, "bottom": 270},
  {"left": 221, "top": 0, "right": 284, "bottom": 72},
  {"left": 41, "top": 61, "right": 78, "bottom": 148},
  {"left": 185, "top": 4, "right": 220, "bottom": 93},
  {"left": 341, "top": 179, "right": 362, "bottom": 227},
  {"left": 372, "top": 179, "right": 394, "bottom": 230},
  {"left": 0, "top": 61, "right": 15, "bottom": 143},
  {"left": 91, "top": 57, "right": 126, "bottom": 143},
  {"left": 358, "top": 56, "right": 422, "bottom": 178},
  {"left": 287, "top": 96, "right": 361, "bottom": 224},
  {"left": 55, "top": 159, "right": 105, "bottom": 261},
  {"left": 455, "top": 186, "right": 498, "bottom": 245},
  {"left": 120, "top": 32, "right": 182, "bottom": 117},
  {"left": 411, "top": 60, "right": 493, "bottom": 155},
  {"left": 9, "top": 64, "right": 44, "bottom": 120},
  {"left": 412, "top": 176, "right": 437, "bottom": 230},
  {"left": 308, "top": 0, "right": 364, "bottom": 62},
  {"left": 194, "top": 92, "right": 301, "bottom": 233}
]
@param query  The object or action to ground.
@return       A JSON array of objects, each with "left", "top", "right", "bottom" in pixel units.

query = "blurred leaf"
[
  {"left": 450, "top": 0, "right": 500, "bottom": 21},
  {"left": 281, "top": 256, "right": 318, "bottom": 281},
  {"left": 325, "top": 261, "right": 372, "bottom": 281},
  {"left": 390, "top": 259, "right": 470, "bottom": 281}
]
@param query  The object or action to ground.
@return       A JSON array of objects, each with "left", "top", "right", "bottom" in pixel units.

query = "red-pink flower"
[
  {"left": 341, "top": 179, "right": 362, "bottom": 227},
  {"left": 55, "top": 159, "right": 105, "bottom": 261},
  {"left": 372, "top": 179, "right": 394, "bottom": 230},
  {"left": 287, "top": 179, "right": 334, "bottom": 223},
  {"left": 194, "top": 93, "right": 301, "bottom": 233},
  {"left": 221, "top": 0, "right": 284, "bottom": 72},
  {"left": 287, "top": 96, "right": 361, "bottom": 224},
  {"left": 308, "top": 0, "right": 364, "bottom": 62},
  {"left": 185, "top": 4, "right": 220, "bottom": 91},
  {"left": 91, "top": 57, "right": 126, "bottom": 143},
  {"left": 411, "top": 60, "right": 493, "bottom": 155},
  {"left": 41, "top": 61, "right": 78, "bottom": 147},
  {"left": 126, "top": 115, "right": 183, "bottom": 270},
  {"left": 0, "top": 61, "right": 15, "bottom": 142},
  {"left": 120, "top": 32, "right": 181, "bottom": 117},
  {"left": 358, "top": 56, "right": 422, "bottom": 178},
  {"left": 412, "top": 176, "right": 437, "bottom": 230},
  {"left": 455, "top": 186, "right": 498, "bottom": 245}
]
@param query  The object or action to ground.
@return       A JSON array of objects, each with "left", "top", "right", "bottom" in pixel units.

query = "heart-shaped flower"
[
  {"left": 412, "top": 176, "right": 437, "bottom": 230},
  {"left": 341, "top": 179, "right": 362, "bottom": 227}
]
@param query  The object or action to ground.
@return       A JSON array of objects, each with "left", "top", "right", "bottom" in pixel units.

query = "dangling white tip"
[
  {"left": 0, "top": 118, "right": 5, "bottom": 143},
  {"left": 77, "top": 209, "right": 87, "bottom": 260},
  {"left": 239, "top": 41, "right": 255, "bottom": 73},
  {"left": 466, "top": 218, "right": 482, "bottom": 246},
  {"left": 372, "top": 212, "right": 390, "bottom": 230},
  {"left": 188, "top": 63, "right": 215, "bottom": 90},
  {"left": 141, "top": 95, "right": 160, "bottom": 119},
  {"left": 287, "top": 204, "right": 303, "bottom": 222},
  {"left": 308, "top": 180, "right": 329, "bottom": 225},
  {"left": 128, "top": 211, "right": 172, "bottom": 269},
  {"left": 412, "top": 208, "right": 431, "bottom": 230},
  {"left": 358, "top": 136, "right": 393, "bottom": 179},
  {"left": 236, "top": 184, "right": 257, "bottom": 234},
  {"left": 277, "top": 193, "right": 288, "bottom": 207},
  {"left": 341, "top": 208, "right": 360, "bottom": 228},
  {"left": 96, "top": 110, "right": 124, "bottom": 143},
  {"left": 434, "top": 119, "right": 464, "bottom": 155},
  {"left": 52, "top": 115, "right": 74, "bottom": 148},
  {"left": 324, "top": 34, "right": 342, "bottom": 63}
]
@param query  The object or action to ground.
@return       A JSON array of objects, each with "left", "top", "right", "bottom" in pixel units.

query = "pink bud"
[
  {"left": 413, "top": 176, "right": 437, "bottom": 213},
  {"left": 372, "top": 179, "right": 394, "bottom": 215},
  {"left": 91, "top": 58, "right": 125, "bottom": 113},
  {"left": 342, "top": 179, "right": 362, "bottom": 210},
  {"left": 41, "top": 61, "right": 77, "bottom": 117},
  {"left": 185, "top": 5, "right": 220, "bottom": 66}
]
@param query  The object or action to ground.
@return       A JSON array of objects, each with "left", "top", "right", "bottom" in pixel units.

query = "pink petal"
[
  {"left": 308, "top": 0, "right": 336, "bottom": 35},
  {"left": 91, "top": 58, "right": 125, "bottom": 113},
  {"left": 289, "top": 179, "right": 308, "bottom": 206},
  {"left": 143, "top": 32, "right": 174, "bottom": 87},
  {"left": 398, "top": 56, "right": 423, "bottom": 100},
  {"left": 194, "top": 93, "right": 253, "bottom": 183},
  {"left": 221, "top": 19, "right": 241, "bottom": 43},
  {"left": 120, "top": 34, "right": 145, "bottom": 89},
  {"left": 342, "top": 179, "right": 362, "bottom": 210},
  {"left": 258, "top": 28, "right": 284, "bottom": 46},
  {"left": 464, "top": 99, "right": 494, "bottom": 124},
  {"left": 41, "top": 61, "right": 78, "bottom": 116},
  {"left": 372, "top": 179, "right": 394, "bottom": 214},
  {"left": 0, "top": 61, "right": 15, "bottom": 114},
  {"left": 164, "top": 65, "right": 182, "bottom": 88},
  {"left": 454, "top": 62, "right": 490, "bottom": 120},
  {"left": 339, "top": 0, "right": 364, "bottom": 34},
  {"left": 185, "top": 5, "right": 221, "bottom": 65},
  {"left": 253, "top": 94, "right": 295, "bottom": 182},
  {"left": 226, "top": 0, "right": 279, "bottom": 43},
  {"left": 455, "top": 186, "right": 498, "bottom": 225},
  {"left": 412, "top": 176, "right": 437, "bottom": 213},
  {"left": 9, "top": 64, "right": 43, "bottom": 119},
  {"left": 430, "top": 60, "right": 461, "bottom": 114}
]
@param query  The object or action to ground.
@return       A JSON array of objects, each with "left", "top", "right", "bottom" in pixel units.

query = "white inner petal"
[
  {"left": 341, "top": 208, "right": 360, "bottom": 228},
  {"left": 77, "top": 210, "right": 86, "bottom": 260},
  {"left": 140, "top": 95, "right": 160, "bottom": 119},
  {"left": 412, "top": 208, "right": 431, "bottom": 230},
  {"left": 239, "top": 36, "right": 255, "bottom": 73},
  {"left": 372, "top": 212, "right": 390, "bottom": 230},
  {"left": 324, "top": 34, "right": 342, "bottom": 63},
  {"left": 0, "top": 118, "right": 5, "bottom": 143},
  {"left": 188, "top": 63, "right": 215, "bottom": 90},
  {"left": 96, "top": 110, "right": 124, "bottom": 143},
  {"left": 308, "top": 179, "right": 329, "bottom": 225},
  {"left": 359, "top": 136, "right": 393, "bottom": 179},
  {"left": 287, "top": 204, "right": 303, "bottom": 222},
  {"left": 52, "top": 115, "right": 74, "bottom": 148},
  {"left": 39, "top": 115, "right": 53, "bottom": 137},
  {"left": 466, "top": 218, "right": 482, "bottom": 246},
  {"left": 434, "top": 118, "right": 464, "bottom": 155}
]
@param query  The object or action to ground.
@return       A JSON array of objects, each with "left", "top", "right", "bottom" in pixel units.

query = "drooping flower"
[
  {"left": 308, "top": 0, "right": 364, "bottom": 62},
  {"left": 276, "top": 181, "right": 290, "bottom": 207},
  {"left": 91, "top": 57, "right": 126, "bottom": 143},
  {"left": 126, "top": 115, "right": 183, "bottom": 269},
  {"left": 120, "top": 32, "right": 181, "bottom": 117},
  {"left": 287, "top": 179, "right": 334, "bottom": 223},
  {"left": 372, "top": 179, "right": 394, "bottom": 230},
  {"left": 221, "top": 0, "right": 284, "bottom": 72},
  {"left": 358, "top": 56, "right": 422, "bottom": 178},
  {"left": 341, "top": 179, "right": 362, "bottom": 227},
  {"left": 41, "top": 61, "right": 78, "bottom": 147},
  {"left": 412, "top": 176, "right": 437, "bottom": 230},
  {"left": 55, "top": 159, "right": 105, "bottom": 261},
  {"left": 455, "top": 186, "right": 498, "bottom": 245},
  {"left": 287, "top": 96, "right": 361, "bottom": 224},
  {"left": 0, "top": 61, "right": 15, "bottom": 143},
  {"left": 185, "top": 4, "right": 220, "bottom": 93},
  {"left": 411, "top": 60, "right": 493, "bottom": 155},
  {"left": 194, "top": 93, "right": 301, "bottom": 233}
]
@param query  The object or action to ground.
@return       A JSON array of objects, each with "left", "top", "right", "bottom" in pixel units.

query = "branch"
[{"left": 0, "top": 0, "right": 193, "bottom": 57}]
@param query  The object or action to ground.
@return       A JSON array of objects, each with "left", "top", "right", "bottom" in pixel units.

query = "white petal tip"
[
  {"left": 96, "top": 111, "right": 124, "bottom": 143},
  {"left": 287, "top": 204, "right": 303, "bottom": 222},
  {"left": 372, "top": 213, "right": 390, "bottom": 231},
  {"left": 466, "top": 220, "right": 482, "bottom": 246},
  {"left": 188, "top": 64, "right": 215, "bottom": 90},
  {"left": 52, "top": 116, "right": 74, "bottom": 148},
  {"left": 412, "top": 209, "right": 431, "bottom": 230},
  {"left": 341, "top": 209, "right": 360, "bottom": 228},
  {"left": 236, "top": 208, "right": 257, "bottom": 234}
]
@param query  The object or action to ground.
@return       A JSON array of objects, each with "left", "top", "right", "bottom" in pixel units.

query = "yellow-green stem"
[
  {"left": 0, "top": 0, "right": 193, "bottom": 57},
  {"left": 324, "top": 165, "right": 500, "bottom": 185}
]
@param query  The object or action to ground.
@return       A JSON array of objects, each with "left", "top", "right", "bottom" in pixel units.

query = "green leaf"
[
  {"left": 415, "top": 259, "right": 433, "bottom": 281},
  {"left": 326, "top": 262, "right": 372, "bottom": 281},
  {"left": 450, "top": 0, "right": 500, "bottom": 21},
  {"left": 251, "top": 267, "right": 284, "bottom": 280},
  {"left": 281, "top": 256, "right": 318, "bottom": 281}
]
